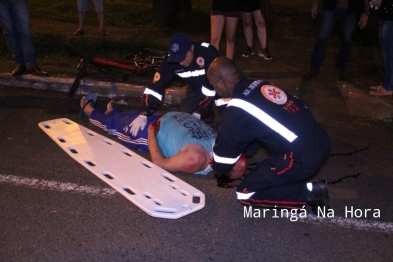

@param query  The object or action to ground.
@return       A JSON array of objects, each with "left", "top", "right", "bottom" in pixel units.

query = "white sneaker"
[{"left": 258, "top": 48, "right": 272, "bottom": 60}]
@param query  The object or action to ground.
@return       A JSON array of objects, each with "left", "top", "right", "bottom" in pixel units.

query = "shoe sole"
[
  {"left": 258, "top": 53, "right": 272, "bottom": 60},
  {"left": 242, "top": 53, "right": 255, "bottom": 58}
]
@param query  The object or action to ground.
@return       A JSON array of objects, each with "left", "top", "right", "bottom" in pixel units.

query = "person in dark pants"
[
  {"left": 129, "top": 33, "right": 222, "bottom": 136},
  {"left": 302, "top": 0, "right": 370, "bottom": 81},
  {"left": 369, "top": 0, "right": 393, "bottom": 96},
  {"left": 208, "top": 56, "right": 331, "bottom": 214},
  {"left": 0, "top": 0, "right": 48, "bottom": 77}
]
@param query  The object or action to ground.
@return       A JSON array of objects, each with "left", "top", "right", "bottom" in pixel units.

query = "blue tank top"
[{"left": 156, "top": 112, "right": 217, "bottom": 175}]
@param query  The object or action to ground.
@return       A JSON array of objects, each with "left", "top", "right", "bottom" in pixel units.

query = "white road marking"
[
  {"left": 299, "top": 214, "right": 393, "bottom": 233},
  {"left": 0, "top": 174, "right": 116, "bottom": 197},
  {"left": 1, "top": 174, "right": 392, "bottom": 232}
]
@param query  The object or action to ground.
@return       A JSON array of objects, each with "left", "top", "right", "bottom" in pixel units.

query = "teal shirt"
[{"left": 156, "top": 112, "right": 217, "bottom": 175}]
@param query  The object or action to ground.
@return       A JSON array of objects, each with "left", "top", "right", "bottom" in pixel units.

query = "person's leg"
[
  {"left": 379, "top": 20, "right": 393, "bottom": 91},
  {"left": 253, "top": 10, "right": 266, "bottom": 49},
  {"left": 75, "top": 0, "right": 88, "bottom": 34},
  {"left": 92, "top": 0, "right": 107, "bottom": 34},
  {"left": 224, "top": 16, "right": 239, "bottom": 59},
  {"left": 210, "top": 14, "right": 225, "bottom": 52},
  {"left": 0, "top": 1, "right": 24, "bottom": 68},
  {"left": 254, "top": 10, "right": 271, "bottom": 60},
  {"left": 236, "top": 159, "right": 311, "bottom": 209},
  {"left": 310, "top": 9, "right": 338, "bottom": 73},
  {"left": 336, "top": 10, "right": 356, "bottom": 73},
  {"left": 241, "top": 12, "right": 254, "bottom": 49},
  {"left": 81, "top": 96, "right": 162, "bottom": 152},
  {"left": 97, "top": 12, "right": 106, "bottom": 33},
  {"left": 1, "top": 0, "right": 38, "bottom": 69},
  {"left": 76, "top": 11, "right": 87, "bottom": 32}
]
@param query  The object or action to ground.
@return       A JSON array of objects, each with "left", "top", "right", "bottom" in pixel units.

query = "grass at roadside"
[
  {"left": 0, "top": 0, "right": 384, "bottom": 80},
  {"left": 0, "top": 0, "right": 213, "bottom": 71}
]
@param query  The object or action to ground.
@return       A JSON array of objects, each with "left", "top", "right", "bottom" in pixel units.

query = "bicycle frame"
[{"left": 67, "top": 45, "right": 166, "bottom": 97}]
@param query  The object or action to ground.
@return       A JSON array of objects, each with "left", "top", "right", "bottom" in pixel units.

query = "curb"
[{"left": 0, "top": 73, "right": 185, "bottom": 107}]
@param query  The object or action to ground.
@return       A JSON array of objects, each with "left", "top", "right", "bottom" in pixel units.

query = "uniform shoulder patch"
[
  {"left": 243, "top": 80, "right": 263, "bottom": 96},
  {"left": 153, "top": 72, "right": 160, "bottom": 83},
  {"left": 196, "top": 57, "right": 205, "bottom": 67},
  {"left": 261, "top": 85, "right": 287, "bottom": 105}
]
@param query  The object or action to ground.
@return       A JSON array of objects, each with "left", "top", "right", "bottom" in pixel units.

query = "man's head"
[
  {"left": 207, "top": 56, "right": 242, "bottom": 98},
  {"left": 167, "top": 33, "right": 194, "bottom": 67}
]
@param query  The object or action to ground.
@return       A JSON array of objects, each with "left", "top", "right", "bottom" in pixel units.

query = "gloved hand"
[
  {"left": 192, "top": 112, "right": 201, "bottom": 119},
  {"left": 129, "top": 115, "right": 147, "bottom": 136},
  {"left": 198, "top": 96, "right": 213, "bottom": 112}
]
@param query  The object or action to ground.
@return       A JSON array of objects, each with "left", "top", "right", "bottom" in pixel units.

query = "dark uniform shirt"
[
  {"left": 212, "top": 76, "right": 331, "bottom": 175},
  {"left": 141, "top": 42, "right": 220, "bottom": 114}
]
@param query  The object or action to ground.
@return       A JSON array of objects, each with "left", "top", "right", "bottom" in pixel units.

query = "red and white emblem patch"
[
  {"left": 153, "top": 72, "right": 160, "bottom": 83},
  {"left": 261, "top": 85, "right": 287, "bottom": 105},
  {"left": 196, "top": 57, "right": 205, "bottom": 67}
]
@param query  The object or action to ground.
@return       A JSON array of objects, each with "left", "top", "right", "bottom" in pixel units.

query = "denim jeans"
[
  {"left": 0, "top": 0, "right": 38, "bottom": 67},
  {"left": 379, "top": 19, "right": 393, "bottom": 91},
  {"left": 310, "top": 8, "right": 357, "bottom": 73}
]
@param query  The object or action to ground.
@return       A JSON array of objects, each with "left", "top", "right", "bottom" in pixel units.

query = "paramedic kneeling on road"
[
  {"left": 129, "top": 33, "right": 221, "bottom": 136},
  {"left": 207, "top": 56, "right": 331, "bottom": 213}
]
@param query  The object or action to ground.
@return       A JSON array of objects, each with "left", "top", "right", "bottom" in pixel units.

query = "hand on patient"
[
  {"left": 129, "top": 115, "right": 147, "bottom": 136},
  {"left": 228, "top": 153, "right": 247, "bottom": 180}
]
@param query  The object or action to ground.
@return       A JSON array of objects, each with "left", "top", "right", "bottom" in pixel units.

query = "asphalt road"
[{"left": 1, "top": 85, "right": 392, "bottom": 261}]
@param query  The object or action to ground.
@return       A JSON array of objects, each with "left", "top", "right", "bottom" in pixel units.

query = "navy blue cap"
[{"left": 167, "top": 33, "right": 192, "bottom": 63}]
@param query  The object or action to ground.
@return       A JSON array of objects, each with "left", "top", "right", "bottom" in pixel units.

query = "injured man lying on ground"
[{"left": 80, "top": 95, "right": 247, "bottom": 177}]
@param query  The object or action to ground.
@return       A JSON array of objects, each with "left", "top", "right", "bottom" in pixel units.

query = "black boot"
[
  {"left": 307, "top": 179, "right": 330, "bottom": 215},
  {"left": 11, "top": 65, "right": 27, "bottom": 76},
  {"left": 28, "top": 66, "right": 49, "bottom": 77}
]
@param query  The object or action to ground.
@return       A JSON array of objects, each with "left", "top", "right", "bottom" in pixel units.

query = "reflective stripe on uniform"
[
  {"left": 176, "top": 69, "right": 205, "bottom": 78},
  {"left": 143, "top": 88, "right": 163, "bottom": 101},
  {"left": 236, "top": 191, "right": 255, "bottom": 200},
  {"left": 228, "top": 98, "right": 298, "bottom": 142},
  {"left": 213, "top": 152, "right": 241, "bottom": 165},
  {"left": 215, "top": 98, "right": 230, "bottom": 107},
  {"left": 202, "top": 86, "right": 216, "bottom": 97}
]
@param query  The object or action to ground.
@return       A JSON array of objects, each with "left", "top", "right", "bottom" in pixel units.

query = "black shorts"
[
  {"left": 211, "top": 0, "right": 241, "bottom": 16},
  {"left": 241, "top": 0, "right": 260, "bottom": 12},
  {"left": 210, "top": 10, "right": 240, "bottom": 18}
]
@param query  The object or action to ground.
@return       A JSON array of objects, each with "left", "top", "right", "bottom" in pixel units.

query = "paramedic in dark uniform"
[
  {"left": 207, "top": 56, "right": 331, "bottom": 214},
  {"left": 129, "top": 33, "right": 221, "bottom": 136}
]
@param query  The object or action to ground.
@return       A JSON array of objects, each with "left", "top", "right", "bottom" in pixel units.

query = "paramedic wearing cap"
[
  {"left": 207, "top": 57, "right": 331, "bottom": 214},
  {"left": 129, "top": 33, "right": 221, "bottom": 136}
]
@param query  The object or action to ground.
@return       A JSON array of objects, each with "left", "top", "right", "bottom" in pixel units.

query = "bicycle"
[{"left": 66, "top": 43, "right": 166, "bottom": 97}]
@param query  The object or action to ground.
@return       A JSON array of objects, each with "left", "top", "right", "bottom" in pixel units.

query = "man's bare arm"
[{"left": 147, "top": 121, "right": 210, "bottom": 173}]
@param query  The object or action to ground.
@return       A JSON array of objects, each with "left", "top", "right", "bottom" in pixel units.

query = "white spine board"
[{"left": 38, "top": 118, "right": 205, "bottom": 219}]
